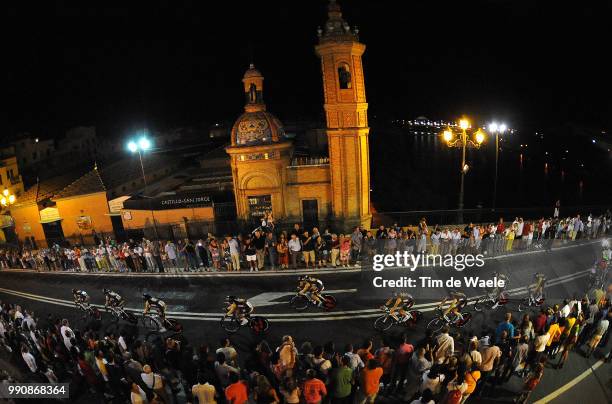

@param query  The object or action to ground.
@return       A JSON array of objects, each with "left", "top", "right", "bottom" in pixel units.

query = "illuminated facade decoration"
[{"left": 227, "top": 0, "right": 371, "bottom": 229}]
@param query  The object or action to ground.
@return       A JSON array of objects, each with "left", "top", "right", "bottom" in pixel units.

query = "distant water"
[{"left": 369, "top": 124, "right": 611, "bottom": 214}]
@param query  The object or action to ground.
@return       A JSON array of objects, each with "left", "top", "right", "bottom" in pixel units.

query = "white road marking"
[
  {"left": 0, "top": 270, "right": 590, "bottom": 322},
  {"left": 248, "top": 289, "right": 357, "bottom": 307},
  {"left": 532, "top": 360, "right": 605, "bottom": 404}
]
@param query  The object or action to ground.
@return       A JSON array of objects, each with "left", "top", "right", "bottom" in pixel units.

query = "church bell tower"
[{"left": 315, "top": 0, "right": 371, "bottom": 229}]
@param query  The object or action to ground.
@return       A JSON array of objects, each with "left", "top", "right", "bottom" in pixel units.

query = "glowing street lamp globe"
[
  {"left": 475, "top": 130, "right": 485, "bottom": 144},
  {"left": 127, "top": 141, "right": 138, "bottom": 153},
  {"left": 8, "top": 195, "right": 15, "bottom": 204},
  {"left": 138, "top": 137, "right": 151, "bottom": 151},
  {"left": 459, "top": 119, "right": 469, "bottom": 130},
  {"left": 443, "top": 130, "right": 453, "bottom": 142}
]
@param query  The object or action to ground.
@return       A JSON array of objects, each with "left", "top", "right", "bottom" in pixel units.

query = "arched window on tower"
[{"left": 338, "top": 63, "right": 352, "bottom": 89}]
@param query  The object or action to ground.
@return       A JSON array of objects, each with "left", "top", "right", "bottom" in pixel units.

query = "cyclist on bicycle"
[
  {"left": 381, "top": 291, "right": 414, "bottom": 323},
  {"left": 103, "top": 288, "right": 125, "bottom": 310},
  {"left": 490, "top": 272, "right": 509, "bottom": 309},
  {"left": 298, "top": 275, "right": 324, "bottom": 306},
  {"left": 143, "top": 293, "right": 167, "bottom": 322},
  {"left": 532, "top": 273, "right": 546, "bottom": 302},
  {"left": 72, "top": 289, "right": 90, "bottom": 309},
  {"left": 225, "top": 296, "right": 254, "bottom": 325},
  {"left": 439, "top": 290, "right": 467, "bottom": 323}
]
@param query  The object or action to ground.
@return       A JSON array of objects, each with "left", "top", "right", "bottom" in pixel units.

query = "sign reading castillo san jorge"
[{"left": 123, "top": 193, "right": 213, "bottom": 211}]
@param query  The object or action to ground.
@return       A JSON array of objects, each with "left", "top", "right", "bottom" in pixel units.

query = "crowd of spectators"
[
  {"left": 1, "top": 287, "right": 611, "bottom": 404},
  {"left": 0, "top": 211, "right": 610, "bottom": 273}
]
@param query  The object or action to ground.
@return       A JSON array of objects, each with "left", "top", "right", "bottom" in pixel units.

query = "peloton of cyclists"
[
  {"left": 225, "top": 296, "right": 254, "bottom": 325},
  {"left": 381, "top": 291, "right": 414, "bottom": 323},
  {"left": 297, "top": 275, "right": 325, "bottom": 306}
]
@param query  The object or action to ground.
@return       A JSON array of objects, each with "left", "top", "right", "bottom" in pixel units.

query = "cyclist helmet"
[
  {"left": 72, "top": 288, "right": 77, "bottom": 294},
  {"left": 225, "top": 295, "right": 237, "bottom": 303},
  {"left": 298, "top": 275, "right": 307, "bottom": 281},
  {"left": 103, "top": 288, "right": 110, "bottom": 295},
  {"left": 143, "top": 293, "right": 152, "bottom": 301}
]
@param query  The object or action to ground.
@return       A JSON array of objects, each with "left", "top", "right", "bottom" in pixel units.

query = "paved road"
[{"left": 0, "top": 241, "right": 610, "bottom": 403}]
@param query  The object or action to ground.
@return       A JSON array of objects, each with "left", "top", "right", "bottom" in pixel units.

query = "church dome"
[
  {"left": 243, "top": 63, "right": 263, "bottom": 79},
  {"left": 231, "top": 110, "right": 286, "bottom": 146},
  {"left": 230, "top": 64, "right": 287, "bottom": 147}
]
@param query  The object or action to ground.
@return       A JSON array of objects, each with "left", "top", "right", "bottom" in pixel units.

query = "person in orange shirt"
[
  {"left": 463, "top": 363, "right": 481, "bottom": 403},
  {"left": 225, "top": 373, "right": 248, "bottom": 404},
  {"left": 355, "top": 359, "right": 383, "bottom": 404},
  {"left": 356, "top": 340, "right": 375, "bottom": 363},
  {"left": 303, "top": 369, "right": 327, "bottom": 404},
  {"left": 545, "top": 319, "right": 562, "bottom": 357}
]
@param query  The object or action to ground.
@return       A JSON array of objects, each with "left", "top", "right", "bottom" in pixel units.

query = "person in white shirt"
[
  {"left": 288, "top": 234, "right": 302, "bottom": 269},
  {"left": 21, "top": 346, "right": 37, "bottom": 373},
  {"left": 433, "top": 326, "right": 454, "bottom": 364},
  {"left": 439, "top": 229, "right": 450, "bottom": 255},
  {"left": 60, "top": 319, "right": 74, "bottom": 351},
  {"left": 420, "top": 368, "right": 445, "bottom": 395}
]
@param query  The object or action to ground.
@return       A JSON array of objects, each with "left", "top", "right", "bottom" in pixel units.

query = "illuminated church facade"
[{"left": 226, "top": 0, "right": 372, "bottom": 230}]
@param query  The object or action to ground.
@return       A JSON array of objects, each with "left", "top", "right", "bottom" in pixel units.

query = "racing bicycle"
[
  {"left": 517, "top": 292, "right": 545, "bottom": 312},
  {"left": 473, "top": 290, "right": 510, "bottom": 312},
  {"left": 374, "top": 306, "right": 422, "bottom": 331},
  {"left": 75, "top": 301, "right": 101, "bottom": 321},
  {"left": 142, "top": 312, "right": 182, "bottom": 333},
  {"left": 290, "top": 291, "right": 337, "bottom": 311},
  {"left": 426, "top": 307, "right": 472, "bottom": 333},
  {"left": 106, "top": 305, "right": 139, "bottom": 324},
  {"left": 220, "top": 313, "right": 269, "bottom": 334}
]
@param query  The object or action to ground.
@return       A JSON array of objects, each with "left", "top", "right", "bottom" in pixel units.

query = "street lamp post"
[
  {"left": 127, "top": 136, "right": 159, "bottom": 239},
  {"left": 443, "top": 119, "right": 486, "bottom": 223},
  {"left": 488, "top": 122, "right": 507, "bottom": 211},
  {"left": 1, "top": 189, "right": 16, "bottom": 209}
]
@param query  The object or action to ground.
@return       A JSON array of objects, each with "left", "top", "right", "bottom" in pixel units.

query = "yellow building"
[
  {"left": 226, "top": 0, "right": 371, "bottom": 230},
  {"left": 0, "top": 155, "right": 25, "bottom": 242}
]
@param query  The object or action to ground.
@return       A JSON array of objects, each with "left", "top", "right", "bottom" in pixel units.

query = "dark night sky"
[{"left": 5, "top": 0, "right": 612, "bottom": 140}]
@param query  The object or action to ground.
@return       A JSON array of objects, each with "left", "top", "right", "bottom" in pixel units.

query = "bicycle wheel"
[
  {"left": 143, "top": 315, "right": 161, "bottom": 331},
  {"left": 91, "top": 307, "right": 101, "bottom": 321},
  {"left": 290, "top": 295, "right": 310, "bottom": 311},
  {"left": 165, "top": 318, "right": 183, "bottom": 332},
  {"left": 322, "top": 294, "right": 337, "bottom": 311},
  {"left": 456, "top": 312, "right": 472, "bottom": 328},
  {"left": 249, "top": 316, "right": 269, "bottom": 334},
  {"left": 407, "top": 310, "right": 422, "bottom": 327},
  {"left": 123, "top": 310, "right": 138, "bottom": 325},
  {"left": 221, "top": 316, "right": 240, "bottom": 333},
  {"left": 374, "top": 315, "right": 395, "bottom": 331},
  {"left": 427, "top": 317, "right": 445, "bottom": 333}
]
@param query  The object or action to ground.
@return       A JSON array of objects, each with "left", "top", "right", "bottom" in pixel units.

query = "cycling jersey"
[
  {"left": 301, "top": 277, "right": 324, "bottom": 291},
  {"left": 144, "top": 297, "right": 166, "bottom": 316},
  {"left": 73, "top": 290, "right": 89, "bottom": 303},
  {"left": 105, "top": 291, "right": 124, "bottom": 307}
]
